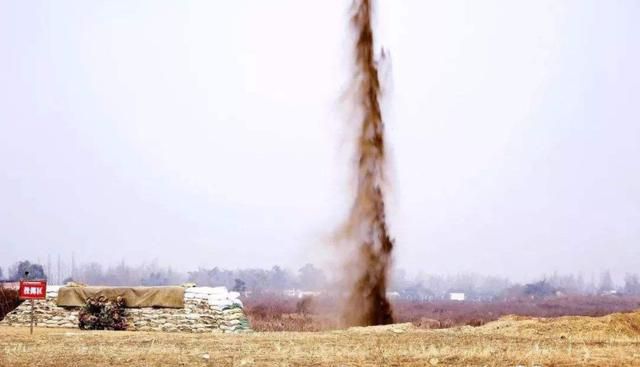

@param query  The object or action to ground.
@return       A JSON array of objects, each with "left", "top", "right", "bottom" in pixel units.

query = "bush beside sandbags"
[{"left": 79, "top": 296, "right": 127, "bottom": 330}]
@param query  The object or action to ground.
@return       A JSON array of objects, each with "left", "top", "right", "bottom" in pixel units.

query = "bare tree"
[{"left": 624, "top": 274, "right": 640, "bottom": 295}]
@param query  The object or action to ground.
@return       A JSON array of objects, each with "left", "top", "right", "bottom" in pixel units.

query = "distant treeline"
[{"left": 2, "top": 260, "right": 639, "bottom": 300}]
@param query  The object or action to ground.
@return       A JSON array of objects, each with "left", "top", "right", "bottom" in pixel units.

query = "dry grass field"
[{"left": 1, "top": 311, "right": 639, "bottom": 367}]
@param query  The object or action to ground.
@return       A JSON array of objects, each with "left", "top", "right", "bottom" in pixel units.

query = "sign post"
[
  {"left": 18, "top": 279, "right": 47, "bottom": 335},
  {"left": 31, "top": 299, "right": 34, "bottom": 334}
]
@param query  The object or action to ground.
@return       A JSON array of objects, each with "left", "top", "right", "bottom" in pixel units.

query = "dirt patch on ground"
[{"left": 475, "top": 310, "right": 640, "bottom": 340}]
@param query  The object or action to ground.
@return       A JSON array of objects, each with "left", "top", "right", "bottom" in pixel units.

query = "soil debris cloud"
[{"left": 339, "top": 0, "right": 394, "bottom": 327}]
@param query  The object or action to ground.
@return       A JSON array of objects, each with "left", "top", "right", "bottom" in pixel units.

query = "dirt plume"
[{"left": 338, "top": 0, "right": 394, "bottom": 327}]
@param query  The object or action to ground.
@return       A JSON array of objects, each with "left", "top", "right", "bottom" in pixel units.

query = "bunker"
[{"left": 1, "top": 284, "right": 251, "bottom": 333}]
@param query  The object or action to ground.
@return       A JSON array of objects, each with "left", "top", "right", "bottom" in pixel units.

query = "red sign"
[{"left": 19, "top": 280, "right": 47, "bottom": 300}]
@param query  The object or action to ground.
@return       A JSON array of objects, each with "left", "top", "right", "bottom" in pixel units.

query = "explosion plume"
[{"left": 339, "top": 0, "right": 394, "bottom": 326}]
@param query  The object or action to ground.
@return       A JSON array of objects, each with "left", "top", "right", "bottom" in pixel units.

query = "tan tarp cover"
[{"left": 57, "top": 286, "right": 185, "bottom": 308}]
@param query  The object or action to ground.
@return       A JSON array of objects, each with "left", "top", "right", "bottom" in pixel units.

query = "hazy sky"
[{"left": 1, "top": 1, "right": 639, "bottom": 282}]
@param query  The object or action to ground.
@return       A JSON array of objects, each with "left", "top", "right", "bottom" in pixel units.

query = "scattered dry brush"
[{"left": 244, "top": 293, "right": 640, "bottom": 331}]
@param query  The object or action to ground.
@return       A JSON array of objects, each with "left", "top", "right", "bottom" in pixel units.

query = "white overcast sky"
[{"left": 1, "top": 0, "right": 639, "bottom": 282}]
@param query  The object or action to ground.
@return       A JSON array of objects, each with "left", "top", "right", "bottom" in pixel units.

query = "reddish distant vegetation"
[
  {"left": 244, "top": 293, "right": 640, "bottom": 332},
  {"left": 0, "top": 285, "right": 22, "bottom": 321},
  {"left": 244, "top": 295, "right": 339, "bottom": 332}
]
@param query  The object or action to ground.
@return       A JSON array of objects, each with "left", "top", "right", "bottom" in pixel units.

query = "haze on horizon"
[{"left": 1, "top": 0, "right": 639, "bottom": 283}]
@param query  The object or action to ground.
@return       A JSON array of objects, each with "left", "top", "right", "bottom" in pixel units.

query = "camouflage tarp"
[{"left": 57, "top": 286, "right": 184, "bottom": 308}]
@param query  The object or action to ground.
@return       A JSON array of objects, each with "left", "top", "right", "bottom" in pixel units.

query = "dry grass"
[{"left": 1, "top": 311, "right": 639, "bottom": 366}]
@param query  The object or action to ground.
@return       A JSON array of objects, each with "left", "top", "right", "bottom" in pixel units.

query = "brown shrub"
[
  {"left": 467, "top": 318, "right": 485, "bottom": 327},
  {"left": 296, "top": 296, "right": 313, "bottom": 316},
  {"left": 416, "top": 317, "right": 440, "bottom": 329},
  {"left": 0, "top": 285, "right": 22, "bottom": 320},
  {"left": 78, "top": 296, "right": 127, "bottom": 330},
  {"left": 440, "top": 318, "right": 454, "bottom": 328}
]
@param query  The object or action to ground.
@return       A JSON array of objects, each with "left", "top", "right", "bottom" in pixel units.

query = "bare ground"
[{"left": 1, "top": 311, "right": 639, "bottom": 366}]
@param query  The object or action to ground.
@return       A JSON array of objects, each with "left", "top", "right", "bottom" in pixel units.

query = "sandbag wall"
[{"left": 0, "top": 286, "right": 251, "bottom": 333}]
